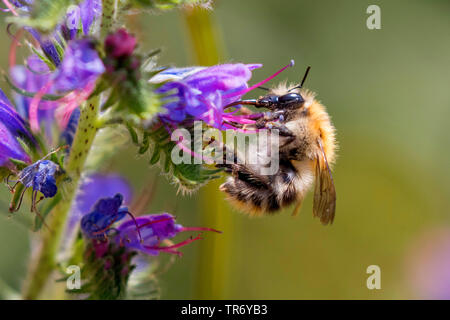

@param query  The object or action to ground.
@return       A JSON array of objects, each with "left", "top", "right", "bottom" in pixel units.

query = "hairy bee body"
[{"left": 220, "top": 85, "right": 337, "bottom": 224}]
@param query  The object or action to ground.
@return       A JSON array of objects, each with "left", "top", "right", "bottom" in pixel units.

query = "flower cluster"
[
  {"left": 81, "top": 193, "right": 220, "bottom": 256},
  {"left": 0, "top": 0, "right": 289, "bottom": 300}
]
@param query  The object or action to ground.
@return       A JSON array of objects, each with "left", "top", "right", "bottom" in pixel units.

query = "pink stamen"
[
  {"left": 2, "top": 0, "right": 18, "bottom": 16},
  {"left": 55, "top": 81, "right": 96, "bottom": 129},
  {"left": 222, "top": 123, "right": 259, "bottom": 134},
  {"left": 162, "top": 121, "right": 215, "bottom": 164},
  {"left": 223, "top": 60, "right": 295, "bottom": 99},
  {"left": 29, "top": 79, "right": 55, "bottom": 132},
  {"left": 8, "top": 28, "right": 23, "bottom": 69},
  {"left": 230, "top": 112, "right": 264, "bottom": 119},
  {"left": 177, "top": 135, "right": 214, "bottom": 164},
  {"left": 180, "top": 227, "right": 222, "bottom": 234},
  {"left": 144, "top": 234, "right": 203, "bottom": 253},
  {"left": 222, "top": 115, "right": 256, "bottom": 125},
  {"left": 123, "top": 211, "right": 143, "bottom": 243}
]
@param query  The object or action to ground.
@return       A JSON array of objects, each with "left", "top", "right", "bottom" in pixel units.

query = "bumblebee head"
[
  {"left": 257, "top": 66, "right": 310, "bottom": 110},
  {"left": 258, "top": 92, "right": 305, "bottom": 110},
  {"left": 223, "top": 66, "right": 311, "bottom": 111}
]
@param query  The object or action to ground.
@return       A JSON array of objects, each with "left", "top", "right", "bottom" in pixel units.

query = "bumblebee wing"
[
  {"left": 291, "top": 200, "right": 303, "bottom": 216},
  {"left": 313, "top": 138, "right": 336, "bottom": 225}
]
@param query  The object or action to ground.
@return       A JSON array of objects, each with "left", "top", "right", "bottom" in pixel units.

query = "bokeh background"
[{"left": 1, "top": 0, "right": 449, "bottom": 299}]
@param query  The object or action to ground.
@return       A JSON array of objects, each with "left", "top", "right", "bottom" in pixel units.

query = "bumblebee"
[{"left": 219, "top": 67, "right": 337, "bottom": 224}]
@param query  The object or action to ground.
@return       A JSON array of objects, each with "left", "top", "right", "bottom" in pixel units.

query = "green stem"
[
  {"left": 101, "top": 0, "right": 118, "bottom": 38},
  {"left": 22, "top": 96, "right": 101, "bottom": 300}
]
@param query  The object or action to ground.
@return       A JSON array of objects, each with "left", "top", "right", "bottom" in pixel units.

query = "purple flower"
[
  {"left": 9, "top": 0, "right": 32, "bottom": 9},
  {"left": 53, "top": 39, "right": 105, "bottom": 93},
  {"left": 7, "top": 1, "right": 102, "bottom": 66},
  {"left": 154, "top": 61, "right": 295, "bottom": 130},
  {"left": 11, "top": 54, "right": 57, "bottom": 133},
  {"left": 28, "top": 38, "right": 105, "bottom": 132},
  {"left": 62, "top": 173, "right": 133, "bottom": 251},
  {"left": 116, "top": 213, "right": 220, "bottom": 256},
  {"left": 0, "top": 121, "right": 30, "bottom": 167},
  {"left": 0, "top": 88, "right": 34, "bottom": 167},
  {"left": 18, "top": 159, "right": 58, "bottom": 198},
  {"left": 81, "top": 193, "right": 132, "bottom": 239},
  {"left": 63, "top": 0, "right": 102, "bottom": 39},
  {"left": 26, "top": 28, "right": 62, "bottom": 67},
  {"left": 78, "top": 0, "right": 102, "bottom": 36},
  {"left": 0, "top": 89, "right": 34, "bottom": 141},
  {"left": 154, "top": 63, "right": 261, "bottom": 128},
  {"left": 78, "top": 190, "right": 220, "bottom": 256},
  {"left": 65, "top": 173, "right": 133, "bottom": 242}
]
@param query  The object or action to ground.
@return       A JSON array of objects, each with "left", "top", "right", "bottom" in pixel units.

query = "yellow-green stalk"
[{"left": 183, "top": 6, "right": 236, "bottom": 299}]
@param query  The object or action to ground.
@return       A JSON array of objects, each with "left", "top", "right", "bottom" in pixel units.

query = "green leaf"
[
  {"left": 8, "top": 183, "right": 26, "bottom": 214},
  {"left": 149, "top": 146, "right": 161, "bottom": 165},
  {"left": 138, "top": 132, "right": 150, "bottom": 154},
  {"left": 125, "top": 122, "right": 139, "bottom": 145},
  {"left": 8, "top": 159, "right": 29, "bottom": 170}
]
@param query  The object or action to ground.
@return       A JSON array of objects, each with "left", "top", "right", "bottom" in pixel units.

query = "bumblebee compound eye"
[
  {"left": 278, "top": 93, "right": 304, "bottom": 105},
  {"left": 257, "top": 95, "right": 279, "bottom": 108}
]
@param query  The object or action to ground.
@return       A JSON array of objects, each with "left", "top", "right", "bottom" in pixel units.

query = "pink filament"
[
  {"left": 222, "top": 123, "right": 259, "bottom": 134},
  {"left": 162, "top": 121, "right": 215, "bottom": 164},
  {"left": 222, "top": 115, "right": 256, "bottom": 125},
  {"left": 223, "top": 60, "right": 294, "bottom": 99},
  {"left": 29, "top": 79, "right": 55, "bottom": 132},
  {"left": 179, "top": 135, "right": 214, "bottom": 163},
  {"left": 225, "top": 113, "right": 263, "bottom": 119},
  {"left": 8, "top": 28, "right": 23, "bottom": 68},
  {"left": 2, "top": 0, "right": 18, "bottom": 16},
  {"left": 123, "top": 211, "right": 143, "bottom": 243},
  {"left": 144, "top": 234, "right": 203, "bottom": 256},
  {"left": 55, "top": 81, "right": 96, "bottom": 129},
  {"left": 180, "top": 226, "right": 222, "bottom": 234},
  {"left": 29, "top": 79, "right": 96, "bottom": 132}
]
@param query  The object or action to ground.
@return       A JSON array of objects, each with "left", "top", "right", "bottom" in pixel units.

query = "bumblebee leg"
[
  {"left": 265, "top": 122, "right": 294, "bottom": 137},
  {"left": 254, "top": 110, "right": 285, "bottom": 127},
  {"left": 233, "top": 164, "right": 271, "bottom": 188},
  {"left": 215, "top": 144, "right": 271, "bottom": 187}
]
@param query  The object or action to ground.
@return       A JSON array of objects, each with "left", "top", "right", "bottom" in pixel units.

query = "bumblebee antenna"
[
  {"left": 257, "top": 86, "right": 270, "bottom": 91},
  {"left": 300, "top": 66, "right": 311, "bottom": 87},
  {"left": 288, "top": 66, "right": 311, "bottom": 92}
]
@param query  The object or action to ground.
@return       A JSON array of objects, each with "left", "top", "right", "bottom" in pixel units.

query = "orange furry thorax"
[{"left": 301, "top": 91, "right": 337, "bottom": 166}]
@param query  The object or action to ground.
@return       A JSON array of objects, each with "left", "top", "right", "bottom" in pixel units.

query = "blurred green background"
[{"left": 1, "top": 0, "right": 449, "bottom": 299}]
